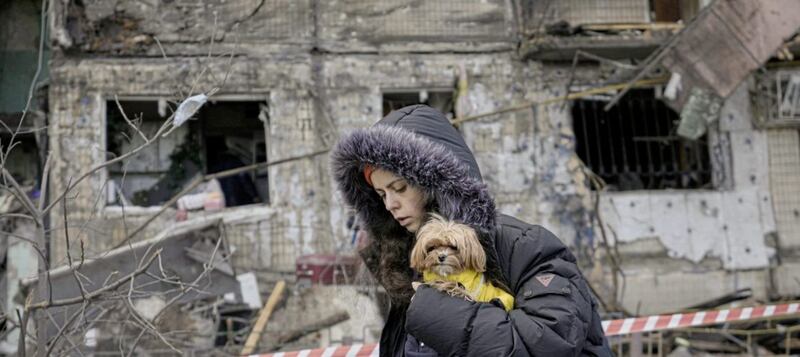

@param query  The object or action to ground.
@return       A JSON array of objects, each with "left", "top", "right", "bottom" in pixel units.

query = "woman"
[{"left": 331, "top": 105, "right": 611, "bottom": 356}]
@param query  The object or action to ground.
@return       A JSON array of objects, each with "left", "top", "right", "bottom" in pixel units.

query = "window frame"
[{"left": 101, "top": 94, "right": 271, "bottom": 211}]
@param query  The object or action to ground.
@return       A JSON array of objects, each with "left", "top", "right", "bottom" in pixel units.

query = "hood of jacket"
[{"left": 331, "top": 105, "right": 500, "bottom": 303}]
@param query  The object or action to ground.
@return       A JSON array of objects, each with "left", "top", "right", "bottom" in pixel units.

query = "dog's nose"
[{"left": 438, "top": 254, "right": 446, "bottom": 262}]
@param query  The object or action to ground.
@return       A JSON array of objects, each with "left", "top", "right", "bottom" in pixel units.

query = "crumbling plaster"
[
  {"left": 597, "top": 81, "right": 777, "bottom": 270},
  {"left": 52, "top": 0, "right": 513, "bottom": 57},
  {"left": 47, "top": 56, "right": 333, "bottom": 266}
]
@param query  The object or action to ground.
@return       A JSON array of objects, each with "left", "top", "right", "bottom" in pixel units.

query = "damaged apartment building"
[{"left": 2, "top": 0, "right": 800, "bottom": 353}]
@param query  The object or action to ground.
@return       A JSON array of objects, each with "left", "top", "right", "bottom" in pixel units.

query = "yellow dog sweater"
[{"left": 423, "top": 270, "right": 515, "bottom": 311}]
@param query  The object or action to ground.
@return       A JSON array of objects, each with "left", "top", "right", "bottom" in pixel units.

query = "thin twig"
[
  {"left": 125, "top": 328, "right": 147, "bottom": 357},
  {"left": 602, "top": 0, "right": 718, "bottom": 111},
  {"left": 45, "top": 301, "right": 88, "bottom": 355},
  {"left": 0, "top": 213, "right": 37, "bottom": 220},
  {"left": 41, "top": 115, "right": 175, "bottom": 216},
  {"left": 115, "top": 148, "right": 329, "bottom": 248},
  {"left": 63, "top": 187, "right": 88, "bottom": 302},
  {"left": 37, "top": 152, "right": 52, "bottom": 212},
  {"left": 17, "top": 307, "right": 28, "bottom": 357},
  {"left": 114, "top": 95, "right": 148, "bottom": 142},
  {"left": 157, "top": 232, "right": 224, "bottom": 319},
  {"left": 43, "top": 309, "right": 84, "bottom": 356},
  {"left": 1, "top": 168, "right": 40, "bottom": 223},
  {"left": 0, "top": 230, "right": 48, "bottom": 261},
  {"left": 123, "top": 291, "right": 183, "bottom": 355},
  {"left": 2, "top": 0, "right": 48, "bottom": 168},
  {"left": 26, "top": 248, "right": 163, "bottom": 311},
  {"left": 451, "top": 77, "right": 669, "bottom": 125}
]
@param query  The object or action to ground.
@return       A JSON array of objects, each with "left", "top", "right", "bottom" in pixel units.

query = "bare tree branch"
[
  {"left": 113, "top": 95, "right": 149, "bottom": 143},
  {"left": 41, "top": 116, "right": 175, "bottom": 217},
  {"left": 46, "top": 301, "right": 88, "bottom": 355},
  {"left": 26, "top": 248, "right": 163, "bottom": 311},
  {"left": 115, "top": 148, "right": 329, "bottom": 248},
  {"left": 1, "top": 168, "right": 40, "bottom": 223}
]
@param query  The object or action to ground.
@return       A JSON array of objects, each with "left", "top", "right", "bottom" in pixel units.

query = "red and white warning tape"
[
  {"left": 254, "top": 302, "right": 800, "bottom": 357},
  {"left": 258, "top": 344, "right": 379, "bottom": 357},
  {"left": 603, "top": 302, "right": 799, "bottom": 336}
]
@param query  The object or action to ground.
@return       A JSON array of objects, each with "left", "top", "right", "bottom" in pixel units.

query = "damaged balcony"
[{"left": 519, "top": 0, "right": 709, "bottom": 61}]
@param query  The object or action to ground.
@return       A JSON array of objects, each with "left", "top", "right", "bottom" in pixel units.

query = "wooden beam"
[
  {"left": 274, "top": 310, "right": 350, "bottom": 349},
  {"left": 241, "top": 280, "right": 286, "bottom": 355}
]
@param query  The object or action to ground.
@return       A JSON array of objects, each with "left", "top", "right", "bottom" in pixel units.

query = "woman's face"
[{"left": 370, "top": 168, "right": 427, "bottom": 233}]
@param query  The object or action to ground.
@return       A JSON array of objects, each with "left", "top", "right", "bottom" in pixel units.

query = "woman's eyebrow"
[{"left": 386, "top": 178, "right": 404, "bottom": 189}]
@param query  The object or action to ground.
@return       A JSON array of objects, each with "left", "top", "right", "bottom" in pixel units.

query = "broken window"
[
  {"left": 0, "top": 115, "right": 41, "bottom": 188},
  {"left": 106, "top": 99, "right": 269, "bottom": 207},
  {"left": 650, "top": 0, "right": 710, "bottom": 23},
  {"left": 754, "top": 69, "right": 800, "bottom": 128},
  {"left": 572, "top": 88, "right": 712, "bottom": 190},
  {"left": 382, "top": 90, "right": 455, "bottom": 118},
  {"left": 522, "top": 0, "right": 711, "bottom": 33}
]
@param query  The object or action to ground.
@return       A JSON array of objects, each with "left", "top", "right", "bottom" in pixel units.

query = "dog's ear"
[
  {"left": 410, "top": 233, "right": 429, "bottom": 271},
  {"left": 457, "top": 225, "right": 486, "bottom": 272}
]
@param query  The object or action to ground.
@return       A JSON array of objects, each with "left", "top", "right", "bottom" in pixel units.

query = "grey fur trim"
[
  {"left": 331, "top": 125, "right": 496, "bottom": 230},
  {"left": 331, "top": 125, "right": 498, "bottom": 303}
]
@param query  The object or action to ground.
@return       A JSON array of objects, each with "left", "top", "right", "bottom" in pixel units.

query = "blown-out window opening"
[
  {"left": 754, "top": 69, "right": 800, "bottom": 128},
  {"left": 105, "top": 98, "right": 269, "bottom": 207},
  {"left": 572, "top": 88, "right": 712, "bottom": 191},
  {"left": 520, "top": 0, "right": 710, "bottom": 33},
  {"left": 382, "top": 90, "right": 455, "bottom": 118}
]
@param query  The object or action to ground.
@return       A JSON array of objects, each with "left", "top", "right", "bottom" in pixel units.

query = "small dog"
[{"left": 410, "top": 214, "right": 514, "bottom": 311}]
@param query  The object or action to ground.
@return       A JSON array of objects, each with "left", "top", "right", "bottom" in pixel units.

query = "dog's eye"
[
  {"left": 448, "top": 245, "right": 458, "bottom": 251},
  {"left": 426, "top": 246, "right": 435, "bottom": 253}
]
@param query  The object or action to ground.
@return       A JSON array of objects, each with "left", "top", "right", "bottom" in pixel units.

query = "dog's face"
[{"left": 410, "top": 216, "right": 486, "bottom": 276}]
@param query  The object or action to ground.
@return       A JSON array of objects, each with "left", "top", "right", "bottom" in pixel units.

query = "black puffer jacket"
[{"left": 332, "top": 105, "right": 612, "bottom": 356}]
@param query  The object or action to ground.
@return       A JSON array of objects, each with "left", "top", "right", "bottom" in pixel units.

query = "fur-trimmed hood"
[{"left": 331, "top": 105, "right": 501, "bottom": 303}]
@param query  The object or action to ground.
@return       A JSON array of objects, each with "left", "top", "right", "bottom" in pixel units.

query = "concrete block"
[
  {"left": 730, "top": 130, "right": 770, "bottom": 189},
  {"left": 719, "top": 81, "right": 754, "bottom": 132},
  {"left": 601, "top": 189, "right": 770, "bottom": 269},
  {"left": 685, "top": 191, "right": 725, "bottom": 262},
  {"left": 720, "top": 188, "right": 770, "bottom": 269},
  {"left": 620, "top": 269, "right": 770, "bottom": 315},
  {"left": 773, "top": 261, "right": 800, "bottom": 297}
]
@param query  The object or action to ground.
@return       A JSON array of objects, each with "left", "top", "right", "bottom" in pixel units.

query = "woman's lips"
[{"left": 396, "top": 216, "right": 410, "bottom": 226}]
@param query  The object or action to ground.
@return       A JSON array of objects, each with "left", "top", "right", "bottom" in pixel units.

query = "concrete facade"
[{"left": 36, "top": 0, "right": 800, "bottom": 319}]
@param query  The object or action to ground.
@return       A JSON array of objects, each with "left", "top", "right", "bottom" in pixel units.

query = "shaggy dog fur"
[
  {"left": 410, "top": 214, "right": 486, "bottom": 277},
  {"left": 410, "top": 214, "right": 486, "bottom": 301}
]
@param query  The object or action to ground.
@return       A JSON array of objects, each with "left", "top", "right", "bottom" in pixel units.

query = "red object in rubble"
[{"left": 295, "top": 254, "right": 359, "bottom": 286}]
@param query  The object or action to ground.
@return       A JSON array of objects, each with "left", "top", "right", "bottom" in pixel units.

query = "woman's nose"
[{"left": 384, "top": 193, "right": 400, "bottom": 211}]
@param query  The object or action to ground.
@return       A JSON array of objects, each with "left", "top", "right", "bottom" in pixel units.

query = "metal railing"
[{"left": 572, "top": 89, "right": 712, "bottom": 190}]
